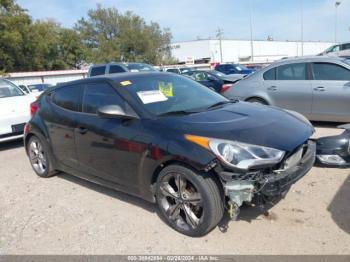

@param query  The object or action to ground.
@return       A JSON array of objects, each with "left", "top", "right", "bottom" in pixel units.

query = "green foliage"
[
  {"left": 75, "top": 5, "right": 174, "bottom": 65},
  {"left": 0, "top": 1, "right": 175, "bottom": 72}
]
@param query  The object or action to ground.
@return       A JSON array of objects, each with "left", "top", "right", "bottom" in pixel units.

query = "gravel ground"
[{"left": 0, "top": 123, "right": 349, "bottom": 255}]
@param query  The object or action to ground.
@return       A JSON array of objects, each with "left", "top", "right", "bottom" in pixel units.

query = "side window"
[
  {"left": 263, "top": 68, "right": 276, "bottom": 80},
  {"left": 82, "top": 82, "right": 124, "bottom": 114},
  {"left": 276, "top": 63, "right": 306, "bottom": 80},
  {"left": 312, "top": 63, "right": 350, "bottom": 81},
  {"left": 90, "top": 66, "right": 106, "bottom": 77},
  {"left": 52, "top": 85, "right": 82, "bottom": 111},
  {"left": 109, "top": 65, "right": 125, "bottom": 74},
  {"left": 330, "top": 45, "right": 340, "bottom": 52},
  {"left": 341, "top": 43, "right": 350, "bottom": 50}
]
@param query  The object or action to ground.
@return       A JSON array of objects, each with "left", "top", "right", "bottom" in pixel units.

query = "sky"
[{"left": 16, "top": 0, "right": 350, "bottom": 43}]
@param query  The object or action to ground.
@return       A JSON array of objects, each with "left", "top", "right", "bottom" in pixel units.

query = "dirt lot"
[{"left": 0, "top": 123, "right": 349, "bottom": 255}]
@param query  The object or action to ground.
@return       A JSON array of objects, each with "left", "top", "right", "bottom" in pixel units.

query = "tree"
[
  {"left": 75, "top": 5, "right": 174, "bottom": 65},
  {"left": 0, "top": 0, "right": 32, "bottom": 72},
  {"left": 0, "top": 0, "right": 86, "bottom": 72}
]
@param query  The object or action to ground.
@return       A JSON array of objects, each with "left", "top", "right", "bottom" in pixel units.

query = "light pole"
[
  {"left": 249, "top": 0, "right": 254, "bottom": 62},
  {"left": 335, "top": 1, "right": 341, "bottom": 43},
  {"left": 216, "top": 28, "right": 224, "bottom": 63},
  {"left": 300, "top": 0, "right": 304, "bottom": 56}
]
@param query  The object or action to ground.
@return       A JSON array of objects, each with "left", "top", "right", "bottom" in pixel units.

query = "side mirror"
[{"left": 97, "top": 105, "right": 136, "bottom": 119}]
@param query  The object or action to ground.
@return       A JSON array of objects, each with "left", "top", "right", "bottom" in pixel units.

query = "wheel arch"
[
  {"left": 245, "top": 96, "right": 270, "bottom": 105},
  {"left": 149, "top": 159, "right": 222, "bottom": 195}
]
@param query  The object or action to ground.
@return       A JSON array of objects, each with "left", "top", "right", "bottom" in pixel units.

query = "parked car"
[
  {"left": 28, "top": 83, "right": 53, "bottom": 93},
  {"left": 88, "top": 62, "right": 157, "bottom": 77},
  {"left": 183, "top": 70, "right": 243, "bottom": 93},
  {"left": 215, "top": 63, "right": 254, "bottom": 75},
  {"left": 0, "top": 79, "right": 36, "bottom": 143},
  {"left": 316, "top": 124, "right": 350, "bottom": 168},
  {"left": 320, "top": 42, "right": 350, "bottom": 57},
  {"left": 164, "top": 67, "right": 194, "bottom": 74},
  {"left": 224, "top": 56, "right": 350, "bottom": 122},
  {"left": 24, "top": 72, "right": 316, "bottom": 236}
]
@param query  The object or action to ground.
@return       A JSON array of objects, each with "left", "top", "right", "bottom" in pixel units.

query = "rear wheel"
[
  {"left": 27, "top": 136, "right": 56, "bottom": 178},
  {"left": 156, "top": 164, "right": 223, "bottom": 237},
  {"left": 246, "top": 97, "right": 268, "bottom": 105}
]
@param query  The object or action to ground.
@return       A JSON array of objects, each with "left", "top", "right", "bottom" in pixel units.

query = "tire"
[
  {"left": 246, "top": 97, "right": 268, "bottom": 105},
  {"left": 27, "top": 136, "right": 57, "bottom": 178},
  {"left": 156, "top": 164, "right": 224, "bottom": 237}
]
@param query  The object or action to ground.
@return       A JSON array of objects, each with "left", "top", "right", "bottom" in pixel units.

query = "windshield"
[
  {"left": 234, "top": 65, "right": 249, "bottom": 71},
  {"left": 126, "top": 63, "right": 157, "bottom": 72},
  {"left": 0, "top": 79, "right": 24, "bottom": 98},
  {"left": 123, "top": 74, "right": 227, "bottom": 116}
]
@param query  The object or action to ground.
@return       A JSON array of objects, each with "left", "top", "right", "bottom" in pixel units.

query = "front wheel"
[{"left": 156, "top": 164, "right": 224, "bottom": 237}]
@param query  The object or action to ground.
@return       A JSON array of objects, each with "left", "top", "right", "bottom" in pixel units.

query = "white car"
[
  {"left": 0, "top": 79, "right": 36, "bottom": 143},
  {"left": 321, "top": 42, "right": 350, "bottom": 57}
]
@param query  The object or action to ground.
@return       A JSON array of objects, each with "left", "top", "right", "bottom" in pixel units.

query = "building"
[
  {"left": 171, "top": 39, "right": 335, "bottom": 64},
  {"left": 4, "top": 69, "right": 88, "bottom": 86}
]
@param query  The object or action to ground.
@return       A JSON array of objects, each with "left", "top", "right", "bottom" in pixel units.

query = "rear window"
[
  {"left": 90, "top": 66, "right": 106, "bottom": 77},
  {"left": 52, "top": 85, "right": 82, "bottom": 111},
  {"left": 263, "top": 68, "right": 276, "bottom": 80}
]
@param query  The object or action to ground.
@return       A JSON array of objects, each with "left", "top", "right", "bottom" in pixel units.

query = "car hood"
[
  {"left": 158, "top": 102, "right": 314, "bottom": 152},
  {"left": 221, "top": 74, "right": 245, "bottom": 82}
]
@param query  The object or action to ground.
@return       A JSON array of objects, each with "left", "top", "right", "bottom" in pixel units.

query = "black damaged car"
[{"left": 24, "top": 72, "right": 316, "bottom": 237}]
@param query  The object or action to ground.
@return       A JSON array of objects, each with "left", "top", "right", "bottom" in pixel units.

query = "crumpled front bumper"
[{"left": 260, "top": 140, "right": 316, "bottom": 196}]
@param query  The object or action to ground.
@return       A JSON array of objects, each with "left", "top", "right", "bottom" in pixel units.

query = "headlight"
[{"left": 185, "top": 135, "right": 285, "bottom": 170}]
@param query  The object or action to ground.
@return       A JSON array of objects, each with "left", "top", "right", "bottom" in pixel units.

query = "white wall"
[
  {"left": 172, "top": 39, "right": 335, "bottom": 63},
  {"left": 7, "top": 73, "right": 86, "bottom": 86}
]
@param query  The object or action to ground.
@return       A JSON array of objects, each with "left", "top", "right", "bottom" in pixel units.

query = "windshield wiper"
[
  {"left": 207, "top": 99, "right": 237, "bottom": 110},
  {"left": 159, "top": 110, "right": 199, "bottom": 117}
]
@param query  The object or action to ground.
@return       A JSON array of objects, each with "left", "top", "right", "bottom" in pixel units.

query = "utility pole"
[
  {"left": 300, "top": 0, "right": 304, "bottom": 56},
  {"left": 216, "top": 28, "right": 224, "bottom": 63},
  {"left": 249, "top": 0, "right": 254, "bottom": 62},
  {"left": 335, "top": 1, "right": 341, "bottom": 43}
]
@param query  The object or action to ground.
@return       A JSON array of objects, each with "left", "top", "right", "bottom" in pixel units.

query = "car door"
[
  {"left": 75, "top": 81, "right": 144, "bottom": 188},
  {"left": 48, "top": 84, "right": 83, "bottom": 168},
  {"left": 262, "top": 62, "right": 312, "bottom": 117},
  {"left": 310, "top": 62, "right": 350, "bottom": 122}
]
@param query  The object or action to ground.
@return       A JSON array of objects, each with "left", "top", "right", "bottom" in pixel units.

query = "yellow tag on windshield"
[
  {"left": 159, "top": 82, "right": 173, "bottom": 97},
  {"left": 120, "top": 80, "right": 132, "bottom": 86}
]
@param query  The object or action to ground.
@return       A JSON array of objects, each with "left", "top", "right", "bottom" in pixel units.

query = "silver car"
[{"left": 224, "top": 56, "right": 350, "bottom": 122}]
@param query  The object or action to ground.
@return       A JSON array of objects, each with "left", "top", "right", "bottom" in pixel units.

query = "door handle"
[
  {"left": 314, "top": 86, "right": 326, "bottom": 92},
  {"left": 77, "top": 127, "right": 88, "bottom": 135},
  {"left": 267, "top": 86, "right": 277, "bottom": 91}
]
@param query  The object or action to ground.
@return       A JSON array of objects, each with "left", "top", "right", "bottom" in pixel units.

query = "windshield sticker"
[
  {"left": 137, "top": 90, "right": 168, "bottom": 104},
  {"left": 120, "top": 80, "right": 132, "bottom": 86},
  {"left": 158, "top": 82, "right": 173, "bottom": 97}
]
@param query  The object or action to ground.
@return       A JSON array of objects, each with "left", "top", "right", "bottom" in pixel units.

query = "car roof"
[
  {"left": 90, "top": 62, "right": 148, "bottom": 67},
  {"left": 54, "top": 72, "right": 172, "bottom": 89}
]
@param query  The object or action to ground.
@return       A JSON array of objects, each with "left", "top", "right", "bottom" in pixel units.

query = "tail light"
[
  {"left": 220, "top": 84, "right": 232, "bottom": 94},
  {"left": 30, "top": 102, "right": 38, "bottom": 117}
]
